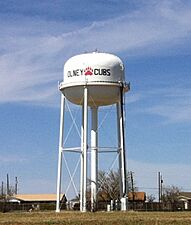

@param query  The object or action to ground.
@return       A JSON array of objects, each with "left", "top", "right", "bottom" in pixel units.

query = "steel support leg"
[
  {"left": 81, "top": 86, "right": 88, "bottom": 212},
  {"left": 56, "top": 94, "right": 65, "bottom": 212},
  {"left": 117, "top": 87, "right": 127, "bottom": 210},
  {"left": 91, "top": 107, "right": 98, "bottom": 212}
]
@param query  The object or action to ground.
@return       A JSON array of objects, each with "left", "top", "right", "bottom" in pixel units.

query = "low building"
[
  {"left": 7, "top": 194, "right": 67, "bottom": 211},
  {"left": 127, "top": 192, "right": 146, "bottom": 210},
  {"left": 177, "top": 192, "right": 191, "bottom": 210},
  {"left": 128, "top": 192, "right": 146, "bottom": 202},
  {"left": 11, "top": 194, "right": 66, "bottom": 204}
]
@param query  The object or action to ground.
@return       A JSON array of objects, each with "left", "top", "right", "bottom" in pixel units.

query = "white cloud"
[
  {"left": 125, "top": 93, "right": 142, "bottom": 105},
  {"left": 1, "top": 0, "right": 191, "bottom": 105},
  {"left": 64, "top": 0, "right": 191, "bottom": 55},
  {"left": 0, "top": 154, "right": 27, "bottom": 163},
  {"left": 147, "top": 104, "right": 191, "bottom": 124},
  {"left": 142, "top": 87, "right": 191, "bottom": 123}
]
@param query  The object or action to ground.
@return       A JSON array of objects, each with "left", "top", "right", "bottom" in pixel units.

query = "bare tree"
[
  {"left": 96, "top": 170, "right": 136, "bottom": 201},
  {"left": 97, "top": 170, "right": 120, "bottom": 200},
  {"left": 146, "top": 194, "right": 156, "bottom": 203},
  {"left": 162, "top": 185, "right": 181, "bottom": 210},
  {"left": 0, "top": 184, "right": 15, "bottom": 199}
]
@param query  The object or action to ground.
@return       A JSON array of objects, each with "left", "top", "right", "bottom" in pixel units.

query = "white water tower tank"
[
  {"left": 59, "top": 52, "right": 129, "bottom": 106},
  {"left": 56, "top": 52, "right": 129, "bottom": 213}
]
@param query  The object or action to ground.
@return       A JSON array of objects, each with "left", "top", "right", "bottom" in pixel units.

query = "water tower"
[{"left": 56, "top": 52, "right": 130, "bottom": 212}]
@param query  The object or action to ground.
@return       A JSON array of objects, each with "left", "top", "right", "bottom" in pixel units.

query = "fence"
[
  {"left": 0, "top": 202, "right": 66, "bottom": 213},
  {"left": 0, "top": 201, "right": 188, "bottom": 212},
  {"left": 128, "top": 202, "right": 185, "bottom": 211}
]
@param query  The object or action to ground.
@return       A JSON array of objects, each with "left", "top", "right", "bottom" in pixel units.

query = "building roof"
[
  {"left": 128, "top": 192, "right": 146, "bottom": 202},
  {"left": 178, "top": 192, "right": 191, "bottom": 200},
  {"left": 11, "top": 194, "right": 65, "bottom": 202}
]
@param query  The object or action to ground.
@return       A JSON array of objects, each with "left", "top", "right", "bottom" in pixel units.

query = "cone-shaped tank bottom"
[{"left": 60, "top": 82, "right": 125, "bottom": 107}]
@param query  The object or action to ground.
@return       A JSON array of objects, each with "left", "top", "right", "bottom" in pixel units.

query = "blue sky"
[{"left": 1, "top": 0, "right": 191, "bottom": 199}]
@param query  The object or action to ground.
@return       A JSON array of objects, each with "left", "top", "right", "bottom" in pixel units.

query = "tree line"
[
  {"left": 0, "top": 174, "right": 18, "bottom": 199},
  {"left": 86, "top": 170, "right": 181, "bottom": 205}
]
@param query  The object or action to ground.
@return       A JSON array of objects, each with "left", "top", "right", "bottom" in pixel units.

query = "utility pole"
[
  {"left": 160, "top": 175, "right": 163, "bottom": 202},
  {"left": 1, "top": 181, "right": 4, "bottom": 196},
  {"left": 15, "top": 177, "right": 18, "bottom": 195},
  {"left": 158, "top": 172, "right": 161, "bottom": 203},
  {"left": 6, "top": 174, "right": 9, "bottom": 196},
  {"left": 158, "top": 172, "right": 164, "bottom": 203}
]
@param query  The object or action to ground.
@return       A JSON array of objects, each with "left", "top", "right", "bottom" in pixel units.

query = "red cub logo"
[{"left": 84, "top": 67, "right": 93, "bottom": 75}]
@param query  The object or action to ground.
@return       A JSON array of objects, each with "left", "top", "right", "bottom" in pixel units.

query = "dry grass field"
[{"left": 0, "top": 211, "right": 191, "bottom": 225}]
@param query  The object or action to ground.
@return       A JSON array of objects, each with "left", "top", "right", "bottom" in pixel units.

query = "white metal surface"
[
  {"left": 121, "top": 197, "right": 128, "bottom": 211},
  {"left": 64, "top": 52, "right": 125, "bottom": 84},
  {"left": 56, "top": 52, "right": 129, "bottom": 213},
  {"left": 117, "top": 87, "right": 127, "bottom": 199},
  {"left": 56, "top": 94, "right": 65, "bottom": 213},
  {"left": 80, "top": 106, "right": 84, "bottom": 212},
  {"left": 117, "top": 102, "right": 123, "bottom": 199},
  {"left": 82, "top": 86, "right": 88, "bottom": 212},
  {"left": 91, "top": 107, "right": 98, "bottom": 211},
  {"left": 60, "top": 52, "right": 129, "bottom": 106}
]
